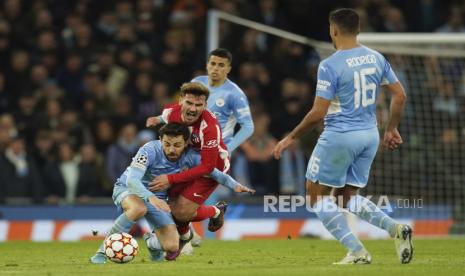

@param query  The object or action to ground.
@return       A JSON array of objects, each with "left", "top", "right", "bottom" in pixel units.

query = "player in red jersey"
[{"left": 146, "top": 82, "right": 231, "bottom": 260}]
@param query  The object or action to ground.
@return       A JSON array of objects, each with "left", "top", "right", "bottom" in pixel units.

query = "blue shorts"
[
  {"left": 305, "top": 128, "right": 379, "bottom": 188},
  {"left": 112, "top": 185, "right": 175, "bottom": 230}
]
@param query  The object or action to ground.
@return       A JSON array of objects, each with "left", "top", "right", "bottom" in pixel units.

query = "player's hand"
[
  {"left": 383, "top": 128, "right": 403, "bottom": 150},
  {"left": 149, "top": 174, "right": 171, "bottom": 192},
  {"left": 234, "top": 184, "right": 255, "bottom": 194},
  {"left": 146, "top": 116, "right": 161, "bottom": 128},
  {"left": 272, "top": 136, "right": 295, "bottom": 160},
  {"left": 148, "top": 196, "right": 171, "bottom": 212}
]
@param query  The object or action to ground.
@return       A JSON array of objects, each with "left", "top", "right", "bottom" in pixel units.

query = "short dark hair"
[
  {"left": 159, "top": 123, "right": 190, "bottom": 141},
  {"left": 329, "top": 8, "right": 360, "bottom": 35},
  {"left": 180, "top": 82, "right": 210, "bottom": 100},
  {"left": 207, "top": 48, "right": 232, "bottom": 64}
]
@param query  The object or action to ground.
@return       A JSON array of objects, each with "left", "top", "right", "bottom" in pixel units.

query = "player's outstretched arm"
[
  {"left": 273, "top": 96, "right": 330, "bottom": 159},
  {"left": 209, "top": 168, "right": 255, "bottom": 194},
  {"left": 383, "top": 82, "right": 407, "bottom": 150},
  {"left": 145, "top": 116, "right": 164, "bottom": 128}
]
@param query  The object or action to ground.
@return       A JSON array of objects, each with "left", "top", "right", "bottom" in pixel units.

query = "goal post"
[{"left": 207, "top": 9, "right": 465, "bottom": 235}]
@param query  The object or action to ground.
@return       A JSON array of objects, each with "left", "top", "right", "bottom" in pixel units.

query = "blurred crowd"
[{"left": 0, "top": 0, "right": 464, "bottom": 204}]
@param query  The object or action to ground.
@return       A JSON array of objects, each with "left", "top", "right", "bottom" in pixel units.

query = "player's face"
[
  {"left": 180, "top": 93, "right": 207, "bottom": 124},
  {"left": 206, "top": 55, "right": 231, "bottom": 83},
  {"left": 161, "top": 135, "right": 187, "bottom": 162}
]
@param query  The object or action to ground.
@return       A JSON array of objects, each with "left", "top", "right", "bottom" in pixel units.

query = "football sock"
[
  {"left": 313, "top": 197, "right": 364, "bottom": 253},
  {"left": 98, "top": 213, "right": 136, "bottom": 253},
  {"left": 180, "top": 229, "right": 191, "bottom": 241},
  {"left": 146, "top": 234, "right": 163, "bottom": 250},
  {"left": 192, "top": 205, "right": 219, "bottom": 222},
  {"left": 176, "top": 221, "right": 191, "bottom": 239},
  {"left": 347, "top": 195, "right": 398, "bottom": 237}
]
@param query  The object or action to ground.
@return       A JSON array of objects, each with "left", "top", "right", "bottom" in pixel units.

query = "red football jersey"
[{"left": 160, "top": 104, "right": 229, "bottom": 184}]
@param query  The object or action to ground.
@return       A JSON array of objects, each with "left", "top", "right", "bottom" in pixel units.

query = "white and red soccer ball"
[{"left": 104, "top": 233, "right": 139, "bottom": 263}]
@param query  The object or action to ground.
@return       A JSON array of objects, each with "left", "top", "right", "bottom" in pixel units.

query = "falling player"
[
  {"left": 273, "top": 8, "right": 412, "bottom": 264},
  {"left": 146, "top": 82, "right": 234, "bottom": 260},
  {"left": 90, "top": 123, "right": 253, "bottom": 263}
]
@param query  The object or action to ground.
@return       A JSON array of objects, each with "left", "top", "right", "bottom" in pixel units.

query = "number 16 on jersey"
[{"left": 354, "top": 67, "right": 377, "bottom": 109}]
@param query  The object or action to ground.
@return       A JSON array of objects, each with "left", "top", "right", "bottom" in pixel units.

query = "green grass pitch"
[{"left": 1, "top": 239, "right": 464, "bottom": 275}]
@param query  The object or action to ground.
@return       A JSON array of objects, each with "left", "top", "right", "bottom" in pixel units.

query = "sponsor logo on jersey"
[
  {"left": 317, "top": 79, "right": 331, "bottom": 91},
  {"left": 205, "top": 140, "right": 218, "bottom": 148}
]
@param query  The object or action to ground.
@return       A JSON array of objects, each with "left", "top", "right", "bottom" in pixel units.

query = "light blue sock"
[
  {"left": 98, "top": 213, "right": 136, "bottom": 253},
  {"left": 347, "top": 195, "right": 398, "bottom": 237},
  {"left": 146, "top": 234, "right": 163, "bottom": 250},
  {"left": 313, "top": 197, "right": 364, "bottom": 253}
]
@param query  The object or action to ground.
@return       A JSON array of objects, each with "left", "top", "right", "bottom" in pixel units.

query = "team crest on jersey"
[{"left": 215, "top": 98, "right": 225, "bottom": 107}]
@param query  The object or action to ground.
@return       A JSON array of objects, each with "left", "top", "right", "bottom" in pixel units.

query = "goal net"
[{"left": 208, "top": 10, "right": 465, "bottom": 235}]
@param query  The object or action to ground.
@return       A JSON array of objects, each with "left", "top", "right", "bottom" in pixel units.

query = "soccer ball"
[{"left": 104, "top": 233, "right": 139, "bottom": 263}]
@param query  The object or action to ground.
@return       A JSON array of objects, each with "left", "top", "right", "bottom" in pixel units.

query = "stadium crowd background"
[{"left": 0, "top": 0, "right": 464, "bottom": 204}]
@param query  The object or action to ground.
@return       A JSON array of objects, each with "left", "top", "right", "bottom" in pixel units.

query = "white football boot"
[
  {"left": 394, "top": 224, "right": 414, "bottom": 264},
  {"left": 333, "top": 249, "right": 372, "bottom": 265}
]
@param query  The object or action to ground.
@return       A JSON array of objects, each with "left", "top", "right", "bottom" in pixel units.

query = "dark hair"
[
  {"left": 180, "top": 82, "right": 210, "bottom": 100},
  {"left": 159, "top": 123, "right": 190, "bottom": 141},
  {"left": 329, "top": 8, "right": 360, "bottom": 34},
  {"left": 207, "top": 48, "right": 232, "bottom": 64}
]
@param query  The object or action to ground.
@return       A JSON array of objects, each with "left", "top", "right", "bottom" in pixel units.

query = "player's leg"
[
  {"left": 165, "top": 178, "right": 224, "bottom": 260},
  {"left": 307, "top": 180, "right": 369, "bottom": 264},
  {"left": 143, "top": 202, "right": 178, "bottom": 261},
  {"left": 90, "top": 189, "right": 147, "bottom": 264},
  {"left": 306, "top": 131, "right": 370, "bottom": 264},
  {"left": 342, "top": 128, "right": 413, "bottom": 263},
  {"left": 171, "top": 178, "right": 222, "bottom": 224}
]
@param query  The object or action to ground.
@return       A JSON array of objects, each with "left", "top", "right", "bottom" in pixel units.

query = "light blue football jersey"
[
  {"left": 316, "top": 45, "right": 399, "bottom": 132},
  {"left": 115, "top": 140, "right": 200, "bottom": 199},
  {"left": 192, "top": 76, "right": 252, "bottom": 145}
]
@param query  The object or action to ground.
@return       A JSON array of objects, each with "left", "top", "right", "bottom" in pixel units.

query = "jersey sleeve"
[
  {"left": 160, "top": 107, "right": 173, "bottom": 124},
  {"left": 167, "top": 124, "right": 220, "bottom": 184},
  {"left": 380, "top": 58, "right": 399, "bottom": 86},
  {"left": 126, "top": 143, "right": 156, "bottom": 200},
  {"left": 129, "top": 143, "right": 155, "bottom": 172},
  {"left": 227, "top": 90, "right": 254, "bottom": 152},
  {"left": 315, "top": 62, "right": 337, "bottom": 100},
  {"left": 230, "top": 90, "right": 253, "bottom": 126}
]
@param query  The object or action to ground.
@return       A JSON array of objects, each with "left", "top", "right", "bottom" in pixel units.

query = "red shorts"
[{"left": 168, "top": 177, "right": 218, "bottom": 205}]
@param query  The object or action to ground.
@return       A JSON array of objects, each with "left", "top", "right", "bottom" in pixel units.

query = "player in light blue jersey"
[
  {"left": 273, "top": 9, "right": 412, "bottom": 265},
  {"left": 188, "top": 48, "right": 254, "bottom": 248},
  {"left": 90, "top": 123, "right": 253, "bottom": 263},
  {"left": 191, "top": 48, "right": 254, "bottom": 153}
]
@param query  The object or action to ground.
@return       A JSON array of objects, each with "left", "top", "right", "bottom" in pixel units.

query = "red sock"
[
  {"left": 176, "top": 221, "right": 190, "bottom": 236},
  {"left": 192, "top": 205, "right": 217, "bottom": 222}
]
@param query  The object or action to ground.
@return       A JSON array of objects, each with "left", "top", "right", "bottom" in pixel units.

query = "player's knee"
[{"left": 127, "top": 204, "right": 147, "bottom": 219}]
